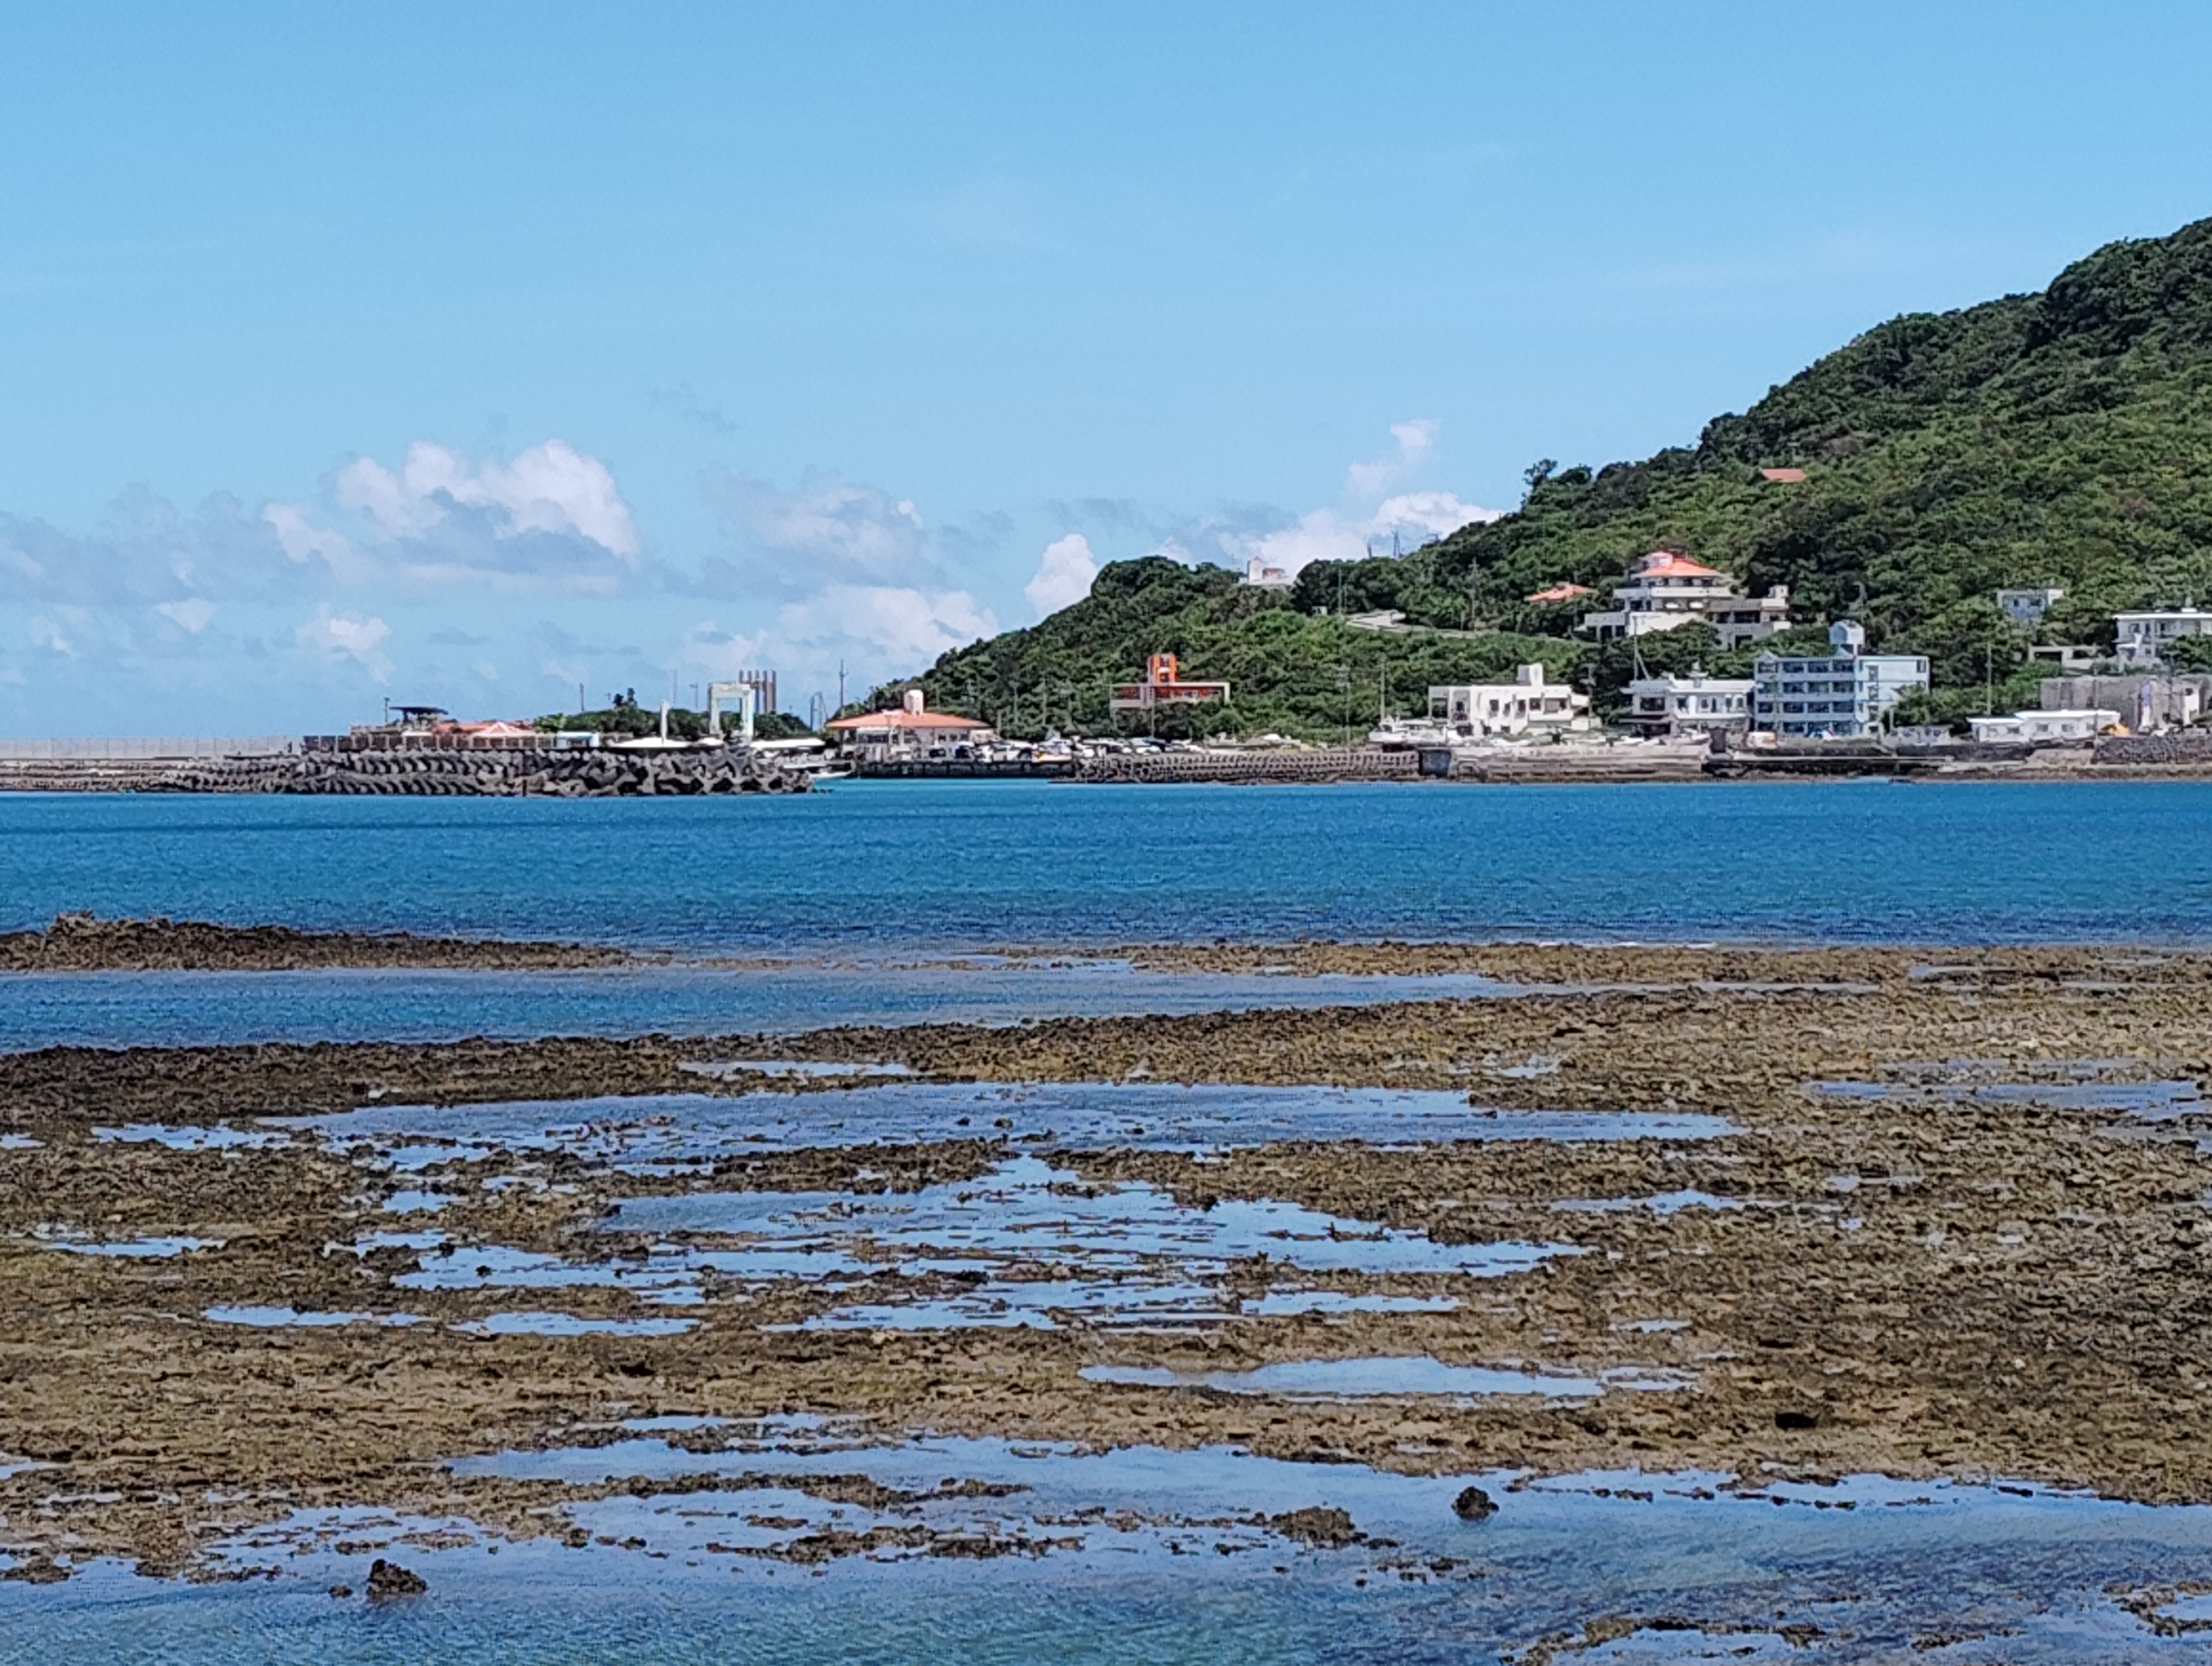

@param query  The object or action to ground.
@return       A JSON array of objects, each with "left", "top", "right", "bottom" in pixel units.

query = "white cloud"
[
  {"left": 334, "top": 439, "right": 640, "bottom": 559},
  {"left": 1375, "top": 490, "right": 1500, "bottom": 540},
  {"left": 703, "top": 469, "right": 931, "bottom": 586},
  {"left": 1346, "top": 418, "right": 1441, "bottom": 496},
  {"left": 263, "top": 503, "right": 358, "bottom": 574},
  {"left": 29, "top": 614, "right": 77, "bottom": 657},
  {"left": 783, "top": 584, "right": 997, "bottom": 667},
  {"left": 157, "top": 598, "right": 216, "bottom": 633},
  {"left": 1223, "top": 422, "right": 1500, "bottom": 580},
  {"left": 295, "top": 605, "right": 394, "bottom": 681},
  {"left": 1024, "top": 533, "right": 1097, "bottom": 618}
]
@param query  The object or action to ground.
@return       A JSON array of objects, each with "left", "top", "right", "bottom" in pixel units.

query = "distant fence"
[{"left": 0, "top": 736, "right": 298, "bottom": 760}]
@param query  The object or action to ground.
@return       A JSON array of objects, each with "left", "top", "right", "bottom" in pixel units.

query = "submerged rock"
[
  {"left": 365, "top": 1558, "right": 427, "bottom": 1600},
  {"left": 1266, "top": 1506, "right": 1362, "bottom": 1549},
  {"left": 1452, "top": 1485, "right": 1498, "bottom": 1521}
]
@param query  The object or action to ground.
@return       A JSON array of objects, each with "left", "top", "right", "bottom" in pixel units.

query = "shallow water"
[
  {"left": 291, "top": 1080, "right": 1733, "bottom": 1161},
  {"left": 597, "top": 1155, "right": 1564, "bottom": 1331},
  {"left": 16, "top": 1430, "right": 2212, "bottom": 1663},
  {"left": 0, "top": 962, "right": 1513, "bottom": 1052},
  {"left": 1079, "top": 1357, "right": 1684, "bottom": 1400}
]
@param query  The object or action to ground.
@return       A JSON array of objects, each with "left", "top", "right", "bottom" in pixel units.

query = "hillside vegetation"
[{"left": 886, "top": 216, "right": 2212, "bottom": 738}]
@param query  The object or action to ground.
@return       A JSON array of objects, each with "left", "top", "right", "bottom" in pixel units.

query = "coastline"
[{"left": 5, "top": 940, "right": 2211, "bottom": 1580}]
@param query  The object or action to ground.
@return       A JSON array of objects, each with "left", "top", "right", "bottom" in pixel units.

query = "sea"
[
  {"left": 5, "top": 778, "right": 2211, "bottom": 952},
  {"left": 7, "top": 779, "right": 2212, "bottom": 1662}
]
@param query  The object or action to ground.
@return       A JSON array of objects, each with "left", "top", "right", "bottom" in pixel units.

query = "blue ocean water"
[{"left": 3, "top": 779, "right": 2211, "bottom": 949}]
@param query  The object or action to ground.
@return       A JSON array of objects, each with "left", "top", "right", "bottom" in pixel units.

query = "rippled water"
[
  {"left": 0, "top": 963, "right": 1516, "bottom": 1052},
  {"left": 16, "top": 1431, "right": 2212, "bottom": 1663},
  {"left": 288, "top": 1080, "right": 1733, "bottom": 1160},
  {"left": 8, "top": 780, "right": 2212, "bottom": 949}
]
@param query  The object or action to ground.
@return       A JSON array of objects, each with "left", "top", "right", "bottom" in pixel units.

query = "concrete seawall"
[{"left": 0, "top": 747, "right": 812, "bottom": 796}]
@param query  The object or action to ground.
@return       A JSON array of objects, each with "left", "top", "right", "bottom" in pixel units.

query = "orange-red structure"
[{"left": 1109, "top": 652, "right": 1231, "bottom": 713}]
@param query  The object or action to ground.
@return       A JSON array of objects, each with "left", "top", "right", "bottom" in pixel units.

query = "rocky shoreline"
[
  {"left": 0, "top": 914, "right": 630, "bottom": 973},
  {"left": 3, "top": 941, "right": 2210, "bottom": 1579}
]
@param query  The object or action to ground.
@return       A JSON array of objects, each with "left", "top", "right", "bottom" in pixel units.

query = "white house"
[
  {"left": 1577, "top": 551, "right": 1792, "bottom": 648},
  {"left": 1966, "top": 709, "right": 2120, "bottom": 744},
  {"left": 1624, "top": 673, "right": 1754, "bottom": 738},
  {"left": 2115, "top": 608, "right": 2212, "bottom": 667},
  {"left": 1427, "top": 665, "right": 1592, "bottom": 739},
  {"left": 1997, "top": 586, "right": 2064, "bottom": 627},
  {"left": 1749, "top": 621, "right": 1930, "bottom": 739}
]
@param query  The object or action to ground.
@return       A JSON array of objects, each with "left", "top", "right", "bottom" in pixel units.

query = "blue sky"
[{"left": 3, "top": 1, "right": 2210, "bottom": 733}]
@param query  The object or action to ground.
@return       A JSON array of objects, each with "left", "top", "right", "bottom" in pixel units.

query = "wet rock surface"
[
  {"left": 1453, "top": 1485, "right": 1497, "bottom": 1521},
  {"left": 364, "top": 1556, "right": 426, "bottom": 1599},
  {"left": 4, "top": 941, "right": 2212, "bottom": 1580},
  {"left": 0, "top": 914, "right": 627, "bottom": 973}
]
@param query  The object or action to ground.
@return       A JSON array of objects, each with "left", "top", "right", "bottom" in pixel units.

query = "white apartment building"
[
  {"left": 2115, "top": 608, "right": 2212, "bottom": 666},
  {"left": 1965, "top": 709, "right": 2119, "bottom": 744},
  {"left": 1749, "top": 622, "right": 1930, "bottom": 739},
  {"left": 1427, "top": 664, "right": 1593, "bottom": 739},
  {"left": 1996, "top": 586, "right": 2064, "bottom": 627},
  {"left": 1577, "top": 551, "right": 1792, "bottom": 648},
  {"left": 1624, "top": 673, "right": 1754, "bottom": 738}
]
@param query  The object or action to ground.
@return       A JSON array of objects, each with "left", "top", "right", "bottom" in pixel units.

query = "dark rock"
[
  {"left": 1452, "top": 1485, "right": 1498, "bottom": 1521},
  {"left": 328, "top": 1584, "right": 352, "bottom": 1599},
  {"left": 1266, "top": 1506, "right": 1362, "bottom": 1549},
  {"left": 364, "top": 1558, "right": 426, "bottom": 1600}
]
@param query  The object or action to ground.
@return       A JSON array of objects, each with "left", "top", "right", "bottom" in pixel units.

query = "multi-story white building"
[
  {"left": 1624, "top": 673, "right": 1754, "bottom": 738},
  {"left": 1577, "top": 552, "right": 1792, "bottom": 648},
  {"left": 1427, "top": 664, "right": 1592, "bottom": 739},
  {"left": 1996, "top": 586, "right": 2064, "bottom": 627},
  {"left": 1965, "top": 709, "right": 2119, "bottom": 744},
  {"left": 2114, "top": 608, "right": 2212, "bottom": 667},
  {"left": 1750, "top": 623, "right": 1930, "bottom": 739}
]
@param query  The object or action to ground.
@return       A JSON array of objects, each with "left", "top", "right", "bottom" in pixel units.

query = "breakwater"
[
  {"left": 1073, "top": 747, "right": 1421, "bottom": 784},
  {"left": 0, "top": 747, "right": 812, "bottom": 795},
  {"left": 1070, "top": 745, "right": 1714, "bottom": 784}
]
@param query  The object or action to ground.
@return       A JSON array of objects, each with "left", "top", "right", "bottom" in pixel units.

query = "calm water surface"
[{"left": 4, "top": 780, "right": 2211, "bottom": 949}]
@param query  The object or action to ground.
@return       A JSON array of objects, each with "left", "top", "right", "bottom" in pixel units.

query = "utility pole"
[
  {"left": 577, "top": 682, "right": 585, "bottom": 716},
  {"left": 838, "top": 662, "right": 846, "bottom": 717}
]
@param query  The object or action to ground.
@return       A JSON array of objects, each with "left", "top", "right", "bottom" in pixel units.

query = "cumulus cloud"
[
  {"left": 1024, "top": 533, "right": 1097, "bottom": 618},
  {"left": 294, "top": 605, "right": 394, "bottom": 680},
  {"left": 1346, "top": 418, "right": 1441, "bottom": 496},
  {"left": 263, "top": 503, "right": 358, "bottom": 574},
  {"left": 777, "top": 585, "right": 998, "bottom": 668},
  {"left": 157, "top": 598, "right": 216, "bottom": 633},
  {"left": 333, "top": 439, "right": 639, "bottom": 558},
  {"left": 700, "top": 467, "right": 930, "bottom": 587},
  {"left": 1218, "top": 421, "right": 1499, "bottom": 579}
]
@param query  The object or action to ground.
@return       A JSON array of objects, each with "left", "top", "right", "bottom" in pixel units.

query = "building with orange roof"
[
  {"left": 1577, "top": 550, "right": 1792, "bottom": 649},
  {"left": 1525, "top": 582, "right": 1593, "bottom": 605},
  {"left": 825, "top": 689, "right": 998, "bottom": 762}
]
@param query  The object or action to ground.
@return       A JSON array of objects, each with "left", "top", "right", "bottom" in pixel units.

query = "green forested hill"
[{"left": 885, "top": 216, "right": 2212, "bottom": 738}]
